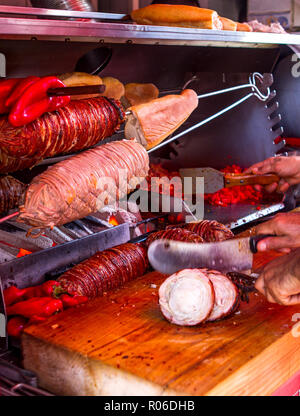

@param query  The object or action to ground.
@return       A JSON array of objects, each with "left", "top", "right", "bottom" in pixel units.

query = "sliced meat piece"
[
  {"left": 159, "top": 269, "right": 214, "bottom": 326},
  {"left": 206, "top": 270, "right": 240, "bottom": 321}
]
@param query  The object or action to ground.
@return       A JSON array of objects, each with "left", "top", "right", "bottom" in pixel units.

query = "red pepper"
[
  {"left": 8, "top": 76, "right": 70, "bottom": 127},
  {"left": 7, "top": 316, "right": 28, "bottom": 338},
  {"left": 22, "top": 280, "right": 61, "bottom": 299},
  {"left": 6, "top": 297, "right": 63, "bottom": 318},
  {"left": 60, "top": 294, "right": 88, "bottom": 309},
  {"left": 28, "top": 315, "right": 47, "bottom": 325},
  {"left": 0, "top": 78, "right": 22, "bottom": 114},
  {"left": 3, "top": 285, "right": 27, "bottom": 307},
  {"left": 5, "top": 76, "right": 40, "bottom": 108}
]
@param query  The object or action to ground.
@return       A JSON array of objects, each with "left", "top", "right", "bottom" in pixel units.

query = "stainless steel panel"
[{"left": 0, "top": 6, "right": 300, "bottom": 46}]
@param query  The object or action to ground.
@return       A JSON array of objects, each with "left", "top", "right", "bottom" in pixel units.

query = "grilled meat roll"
[
  {"left": 167, "top": 220, "right": 234, "bottom": 242},
  {"left": 18, "top": 140, "right": 149, "bottom": 228},
  {"left": 0, "top": 175, "right": 26, "bottom": 214},
  {"left": 146, "top": 228, "right": 204, "bottom": 248},
  {"left": 58, "top": 243, "right": 148, "bottom": 298},
  {"left": 0, "top": 97, "right": 125, "bottom": 174}
]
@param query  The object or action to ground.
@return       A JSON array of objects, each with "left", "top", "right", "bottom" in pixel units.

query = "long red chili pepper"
[
  {"left": 60, "top": 294, "right": 88, "bottom": 309},
  {"left": 0, "top": 78, "right": 22, "bottom": 114},
  {"left": 8, "top": 76, "right": 70, "bottom": 127},
  {"left": 3, "top": 285, "right": 27, "bottom": 307},
  {"left": 22, "top": 280, "right": 61, "bottom": 299},
  {"left": 7, "top": 316, "right": 28, "bottom": 338},
  {"left": 5, "top": 76, "right": 40, "bottom": 108},
  {"left": 7, "top": 297, "right": 63, "bottom": 318}
]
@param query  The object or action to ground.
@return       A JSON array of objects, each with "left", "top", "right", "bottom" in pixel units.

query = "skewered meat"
[
  {"left": 58, "top": 243, "right": 148, "bottom": 298},
  {"left": 167, "top": 220, "right": 233, "bottom": 242},
  {"left": 159, "top": 268, "right": 239, "bottom": 326},
  {"left": 146, "top": 228, "right": 204, "bottom": 248},
  {"left": 159, "top": 269, "right": 215, "bottom": 326},
  {"left": 0, "top": 97, "right": 125, "bottom": 174},
  {"left": 206, "top": 270, "right": 239, "bottom": 321},
  {"left": 0, "top": 175, "right": 26, "bottom": 214},
  {"left": 18, "top": 140, "right": 149, "bottom": 228}
]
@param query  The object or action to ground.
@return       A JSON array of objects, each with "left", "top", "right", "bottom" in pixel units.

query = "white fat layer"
[
  {"left": 125, "top": 114, "right": 147, "bottom": 148},
  {"left": 168, "top": 276, "right": 210, "bottom": 321}
]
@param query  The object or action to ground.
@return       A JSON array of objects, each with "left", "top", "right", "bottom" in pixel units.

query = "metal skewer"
[{"left": 148, "top": 73, "right": 271, "bottom": 154}]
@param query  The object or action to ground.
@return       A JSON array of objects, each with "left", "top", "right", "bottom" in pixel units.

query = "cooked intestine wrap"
[{"left": 18, "top": 140, "right": 149, "bottom": 228}]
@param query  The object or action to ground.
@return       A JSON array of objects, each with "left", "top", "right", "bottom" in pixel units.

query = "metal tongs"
[{"left": 147, "top": 72, "right": 271, "bottom": 154}]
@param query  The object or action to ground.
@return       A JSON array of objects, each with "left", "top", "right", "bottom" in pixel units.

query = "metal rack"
[
  {"left": 148, "top": 72, "right": 272, "bottom": 154},
  {"left": 0, "top": 5, "right": 300, "bottom": 47}
]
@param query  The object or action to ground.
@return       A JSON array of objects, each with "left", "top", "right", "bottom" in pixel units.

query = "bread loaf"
[
  {"left": 58, "top": 72, "right": 103, "bottom": 100},
  {"left": 131, "top": 5, "right": 223, "bottom": 30},
  {"left": 125, "top": 89, "right": 198, "bottom": 150},
  {"left": 122, "top": 83, "right": 159, "bottom": 108},
  {"left": 100, "top": 77, "right": 125, "bottom": 100},
  {"left": 237, "top": 22, "right": 253, "bottom": 32},
  {"left": 220, "top": 17, "right": 237, "bottom": 31}
]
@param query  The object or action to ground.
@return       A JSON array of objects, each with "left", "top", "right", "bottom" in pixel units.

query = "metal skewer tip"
[{"left": 0, "top": 211, "right": 19, "bottom": 224}]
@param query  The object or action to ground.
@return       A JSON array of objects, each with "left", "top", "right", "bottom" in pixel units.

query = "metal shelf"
[{"left": 0, "top": 5, "right": 300, "bottom": 47}]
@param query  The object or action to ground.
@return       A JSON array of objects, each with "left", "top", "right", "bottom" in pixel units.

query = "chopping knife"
[
  {"left": 179, "top": 167, "right": 280, "bottom": 194},
  {"left": 147, "top": 234, "right": 273, "bottom": 274}
]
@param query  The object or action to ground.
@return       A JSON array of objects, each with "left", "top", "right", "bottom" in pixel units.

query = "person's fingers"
[
  {"left": 277, "top": 248, "right": 292, "bottom": 254},
  {"left": 257, "top": 236, "right": 293, "bottom": 252},
  {"left": 245, "top": 159, "right": 274, "bottom": 175},
  {"left": 284, "top": 293, "right": 300, "bottom": 305},
  {"left": 255, "top": 220, "right": 277, "bottom": 236},
  {"left": 277, "top": 180, "right": 290, "bottom": 194},
  {"left": 254, "top": 184, "right": 263, "bottom": 192},
  {"left": 255, "top": 275, "right": 268, "bottom": 296},
  {"left": 264, "top": 182, "right": 278, "bottom": 193}
]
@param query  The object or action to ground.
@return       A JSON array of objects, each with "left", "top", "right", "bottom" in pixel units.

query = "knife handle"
[
  {"left": 224, "top": 173, "right": 280, "bottom": 188},
  {"left": 249, "top": 234, "right": 276, "bottom": 253}
]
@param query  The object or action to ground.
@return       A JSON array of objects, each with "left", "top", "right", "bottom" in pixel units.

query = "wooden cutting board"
[{"left": 22, "top": 251, "right": 300, "bottom": 396}]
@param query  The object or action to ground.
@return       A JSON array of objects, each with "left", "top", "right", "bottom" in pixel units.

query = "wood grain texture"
[{"left": 22, "top": 251, "right": 300, "bottom": 396}]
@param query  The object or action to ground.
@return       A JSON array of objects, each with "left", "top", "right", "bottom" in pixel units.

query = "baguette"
[
  {"left": 219, "top": 17, "right": 237, "bottom": 31},
  {"left": 58, "top": 72, "right": 103, "bottom": 100},
  {"left": 125, "top": 89, "right": 198, "bottom": 150},
  {"left": 131, "top": 5, "right": 223, "bottom": 30},
  {"left": 122, "top": 83, "right": 159, "bottom": 108},
  {"left": 237, "top": 22, "right": 253, "bottom": 32}
]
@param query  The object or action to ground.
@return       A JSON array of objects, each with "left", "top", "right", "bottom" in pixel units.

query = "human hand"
[
  {"left": 255, "top": 213, "right": 300, "bottom": 252},
  {"left": 255, "top": 249, "right": 300, "bottom": 305},
  {"left": 246, "top": 156, "right": 300, "bottom": 193}
]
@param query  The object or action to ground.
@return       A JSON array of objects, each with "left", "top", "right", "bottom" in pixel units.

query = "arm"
[
  {"left": 246, "top": 156, "right": 300, "bottom": 193},
  {"left": 255, "top": 249, "right": 300, "bottom": 305}
]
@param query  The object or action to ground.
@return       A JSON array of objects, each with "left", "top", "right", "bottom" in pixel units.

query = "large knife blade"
[{"left": 147, "top": 235, "right": 272, "bottom": 274}]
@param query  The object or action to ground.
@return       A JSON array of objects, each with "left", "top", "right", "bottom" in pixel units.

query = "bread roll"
[
  {"left": 131, "top": 5, "right": 223, "bottom": 30},
  {"left": 220, "top": 17, "right": 237, "bottom": 31},
  {"left": 125, "top": 89, "right": 198, "bottom": 150},
  {"left": 58, "top": 72, "right": 103, "bottom": 100},
  {"left": 237, "top": 22, "right": 253, "bottom": 32},
  {"left": 122, "top": 83, "right": 159, "bottom": 108},
  {"left": 100, "top": 77, "right": 125, "bottom": 100}
]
